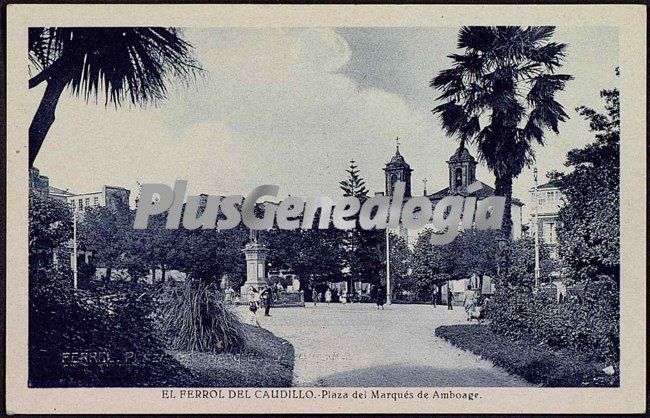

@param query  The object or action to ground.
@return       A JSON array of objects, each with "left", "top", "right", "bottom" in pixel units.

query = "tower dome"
[{"left": 383, "top": 139, "right": 412, "bottom": 197}]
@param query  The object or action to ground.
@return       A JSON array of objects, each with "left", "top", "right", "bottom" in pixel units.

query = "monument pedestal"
[{"left": 240, "top": 241, "right": 269, "bottom": 301}]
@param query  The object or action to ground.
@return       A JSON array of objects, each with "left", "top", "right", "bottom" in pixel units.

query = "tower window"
[{"left": 455, "top": 168, "right": 463, "bottom": 189}]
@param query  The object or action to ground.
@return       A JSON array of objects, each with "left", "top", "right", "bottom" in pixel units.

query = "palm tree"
[
  {"left": 28, "top": 27, "right": 201, "bottom": 167},
  {"left": 431, "top": 26, "right": 572, "bottom": 254}
]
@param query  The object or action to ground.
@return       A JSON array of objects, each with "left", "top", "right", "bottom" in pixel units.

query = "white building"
[
  {"left": 382, "top": 144, "right": 524, "bottom": 245},
  {"left": 529, "top": 180, "right": 563, "bottom": 259}
]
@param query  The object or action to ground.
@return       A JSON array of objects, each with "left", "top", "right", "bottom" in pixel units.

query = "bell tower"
[
  {"left": 447, "top": 145, "right": 477, "bottom": 194},
  {"left": 383, "top": 138, "right": 412, "bottom": 198}
]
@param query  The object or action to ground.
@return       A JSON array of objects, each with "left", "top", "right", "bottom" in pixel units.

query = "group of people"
[
  {"left": 311, "top": 286, "right": 387, "bottom": 310},
  {"left": 311, "top": 288, "right": 333, "bottom": 306},
  {"left": 431, "top": 284, "right": 483, "bottom": 322},
  {"left": 246, "top": 285, "right": 274, "bottom": 326}
]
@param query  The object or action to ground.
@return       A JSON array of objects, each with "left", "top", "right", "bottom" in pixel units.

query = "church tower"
[
  {"left": 383, "top": 139, "right": 412, "bottom": 198},
  {"left": 447, "top": 146, "right": 477, "bottom": 194}
]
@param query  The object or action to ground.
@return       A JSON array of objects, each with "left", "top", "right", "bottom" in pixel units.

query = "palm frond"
[
  {"left": 457, "top": 26, "right": 495, "bottom": 51},
  {"left": 29, "top": 27, "right": 203, "bottom": 107},
  {"left": 525, "top": 26, "right": 556, "bottom": 45}
]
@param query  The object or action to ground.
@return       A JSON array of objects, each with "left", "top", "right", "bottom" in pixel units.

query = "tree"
[
  {"left": 431, "top": 26, "right": 572, "bottom": 275},
  {"left": 265, "top": 227, "right": 344, "bottom": 290},
  {"left": 385, "top": 232, "right": 412, "bottom": 298},
  {"left": 339, "top": 161, "right": 384, "bottom": 292},
  {"left": 446, "top": 229, "right": 499, "bottom": 279},
  {"left": 551, "top": 77, "right": 619, "bottom": 284},
  {"left": 79, "top": 204, "right": 135, "bottom": 284},
  {"left": 134, "top": 213, "right": 183, "bottom": 283},
  {"left": 410, "top": 229, "right": 451, "bottom": 300},
  {"left": 176, "top": 225, "right": 248, "bottom": 286},
  {"left": 28, "top": 27, "right": 201, "bottom": 167},
  {"left": 28, "top": 192, "right": 72, "bottom": 273}
]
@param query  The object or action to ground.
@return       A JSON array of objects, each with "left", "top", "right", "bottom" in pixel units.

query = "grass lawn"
[
  {"left": 171, "top": 324, "right": 295, "bottom": 387},
  {"left": 436, "top": 325, "right": 618, "bottom": 387}
]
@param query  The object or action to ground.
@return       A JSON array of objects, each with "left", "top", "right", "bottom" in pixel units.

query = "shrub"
[
  {"left": 487, "top": 274, "right": 619, "bottom": 363},
  {"left": 29, "top": 267, "right": 194, "bottom": 387},
  {"left": 436, "top": 325, "right": 618, "bottom": 387},
  {"left": 156, "top": 279, "right": 245, "bottom": 353}
]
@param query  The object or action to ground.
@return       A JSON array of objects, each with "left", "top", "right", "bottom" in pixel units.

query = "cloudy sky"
[{"left": 31, "top": 26, "right": 618, "bottom": 220}]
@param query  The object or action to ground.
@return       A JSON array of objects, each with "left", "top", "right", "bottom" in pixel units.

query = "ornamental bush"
[
  {"left": 155, "top": 279, "right": 245, "bottom": 353},
  {"left": 29, "top": 267, "right": 194, "bottom": 387},
  {"left": 487, "top": 275, "right": 619, "bottom": 364}
]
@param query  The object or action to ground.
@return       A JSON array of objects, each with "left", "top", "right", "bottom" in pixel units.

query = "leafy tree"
[
  {"left": 385, "top": 232, "right": 411, "bottom": 295},
  {"left": 176, "top": 225, "right": 248, "bottom": 286},
  {"left": 265, "top": 227, "right": 344, "bottom": 290},
  {"left": 28, "top": 27, "right": 201, "bottom": 167},
  {"left": 409, "top": 229, "right": 451, "bottom": 299},
  {"left": 431, "top": 26, "right": 572, "bottom": 275},
  {"left": 551, "top": 78, "right": 620, "bottom": 283},
  {"left": 339, "top": 161, "right": 384, "bottom": 291},
  {"left": 134, "top": 213, "right": 183, "bottom": 283},
  {"left": 79, "top": 204, "right": 135, "bottom": 283},
  {"left": 28, "top": 192, "right": 72, "bottom": 273}
]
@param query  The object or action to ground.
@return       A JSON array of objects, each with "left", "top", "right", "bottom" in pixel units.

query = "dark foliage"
[
  {"left": 487, "top": 277, "right": 619, "bottom": 363},
  {"left": 156, "top": 279, "right": 245, "bottom": 353},
  {"left": 436, "top": 325, "right": 618, "bottom": 387},
  {"left": 29, "top": 268, "right": 195, "bottom": 387}
]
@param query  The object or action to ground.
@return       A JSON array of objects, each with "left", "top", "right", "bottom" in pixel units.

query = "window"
[
  {"left": 544, "top": 222, "right": 557, "bottom": 244},
  {"left": 455, "top": 168, "right": 463, "bottom": 189},
  {"left": 85, "top": 198, "right": 90, "bottom": 207},
  {"left": 93, "top": 196, "right": 99, "bottom": 206},
  {"left": 78, "top": 198, "right": 84, "bottom": 211},
  {"left": 69, "top": 201, "right": 76, "bottom": 211}
]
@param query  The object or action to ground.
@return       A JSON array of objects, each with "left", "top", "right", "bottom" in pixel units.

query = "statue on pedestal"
[{"left": 240, "top": 229, "right": 269, "bottom": 301}]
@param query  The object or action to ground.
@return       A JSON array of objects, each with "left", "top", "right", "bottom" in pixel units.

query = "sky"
[{"left": 31, "top": 26, "right": 618, "bottom": 220}]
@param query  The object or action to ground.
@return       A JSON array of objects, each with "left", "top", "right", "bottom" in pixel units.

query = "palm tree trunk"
[
  {"left": 494, "top": 174, "right": 513, "bottom": 280},
  {"left": 29, "top": 76, "right": 67, "bottom": 167},
  {"left": 104, "top": 267, "right": 112, "bottom": 286}
]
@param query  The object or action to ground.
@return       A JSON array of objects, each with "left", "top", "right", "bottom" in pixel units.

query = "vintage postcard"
[{"left": 4, "top": 3, "right": 646, "bottom": 414}]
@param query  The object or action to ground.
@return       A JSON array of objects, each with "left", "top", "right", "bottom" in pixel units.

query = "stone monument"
[{"left": 240, "top": 229, "right": 269, "bottom": 299}]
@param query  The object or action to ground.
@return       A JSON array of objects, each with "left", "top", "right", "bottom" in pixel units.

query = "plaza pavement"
[{"left": 240, "top": 303, "right": 531, "bottom": 387}]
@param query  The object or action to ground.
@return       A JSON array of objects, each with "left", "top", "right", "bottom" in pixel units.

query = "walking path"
[{"left": 250, "top": 303, "right": 531, "bottom": 387}]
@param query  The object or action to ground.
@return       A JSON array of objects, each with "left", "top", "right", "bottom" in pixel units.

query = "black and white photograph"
[{"left": 5, "top": 3, "right": 646, "bottom": 415}]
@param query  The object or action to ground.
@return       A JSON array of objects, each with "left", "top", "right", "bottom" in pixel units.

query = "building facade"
[
  {"left": 383, "top": 144, "right": 524, "bottom": 246},
  {"left": 529, "top": 180, "right": 563, "bottom": 259},
  {"left": 64, "top": 185, "right": 131, "bottom": 213}
]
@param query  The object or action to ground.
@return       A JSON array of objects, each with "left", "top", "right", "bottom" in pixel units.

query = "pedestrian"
[
  {"left": 261, "top": 287, "right": 273, "bottom": 317},
  {"left": 247, "top": 301, "right": 260, "bottom": 327},
  {"left": 464, "top": 285, "right": 477, "bottom": 321},
  {"left": 251, "top": 287, "right": 261, "bottom": 310},
  {"left": 312, "top": 288, "right": 318, "bottom": 306},
  {"left": 375, "top": 286, "right": 385, "bottom": 310},
  {"left": 318, "top": 292, "right": 323, "bottom": 303},
  {"left": 431, "top": 286, "right": 438, "bottom": 308},
  {"left": 447, "top": 286, "right": 454, "bottom": 310},
  {"left": 325, "top": 289, "right": 332, "bottom": 305}
]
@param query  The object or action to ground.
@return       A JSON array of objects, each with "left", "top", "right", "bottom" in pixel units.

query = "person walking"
[
  {"left": 325, "top": 288, "right": 332, "bottom": 305},
  {"left": 463, "top": 285, "right": 477, "bottom": 321},
  {"left": 261, "top": 287, "right": 273, "bottom": 317},
  {"left": 252, "top": 287, "right": 261, "bottom": 310},
  {"left": 224, "top": 287, "right": 232, "bottom": 305},
  {"left": 247, "top": 301, "right": 260, "bottom": 327},
  {"left": 375, "top": 286, "right": 386, "bottom": 310},
  {"left": 447, "top": 286, "right": 454, "bottom": 310},
  {"left": 431, "top": 286, "right": 438, "bottom": 308},
  {"left": 312, "top": 288, "right": 318, "bottom": 306}
]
